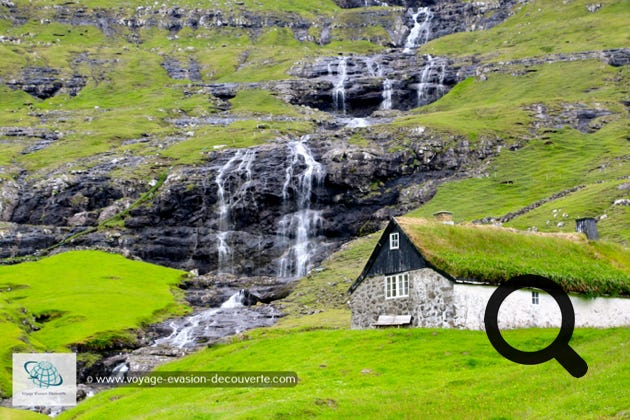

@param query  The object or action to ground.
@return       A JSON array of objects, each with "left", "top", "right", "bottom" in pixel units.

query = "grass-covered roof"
[{"left": 395, "top": 217, "right": 630, "bottom": 297}]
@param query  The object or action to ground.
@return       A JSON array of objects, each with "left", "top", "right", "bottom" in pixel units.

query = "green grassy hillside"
[
  {"left": 394, "top": 0, "right": 629, "bottom": 243},
  {"left": 426, "top": 0, "right": 629, "bottom": 60},
  {"left": 0, "top": 251, "right": 188, "bottom": 397},
  {"left": 59, "top": 327, "right": 630, "bottom": 419}
]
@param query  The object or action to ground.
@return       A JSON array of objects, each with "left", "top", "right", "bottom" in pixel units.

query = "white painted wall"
[{"left": 451, "top": 283, "right": 630, "bottom": 330}]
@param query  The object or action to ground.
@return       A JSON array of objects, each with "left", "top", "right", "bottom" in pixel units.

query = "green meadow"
[
  {"left": 57, "top": 327, "right": 630, "bottom": 419},
  {"left": 0, "top": 251, "right": 188, "bottom": 398}
]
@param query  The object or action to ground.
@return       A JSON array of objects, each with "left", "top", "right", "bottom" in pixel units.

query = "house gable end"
[{"left": 349, "top": 219, "right": 427, "bottom": 294}]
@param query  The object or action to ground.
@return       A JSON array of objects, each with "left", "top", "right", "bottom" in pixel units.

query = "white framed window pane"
[
  {"left": 390, "top": 233, "right": 399, "bottom": 250},
  {"left": 532, "top": 291, "right": 539, "bottom": 305},
  {"left": 402, "top": 273, "right": 409, "bottom": 296}
]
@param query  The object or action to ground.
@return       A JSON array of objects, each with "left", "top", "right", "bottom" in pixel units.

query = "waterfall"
[
  {"left": 154, "top": 292, "right": 243, "bottom": 349},
  {"left": 417, "top": 55, "right": 447, "bottom": 107},
  {"left": 152, "top": 290, "right": 275, "bottom": 349},
  {"left": 278, "top": 137, "right": 325, "bottom": 278},
  {"left": 403, "top": 7, "right": 434, "bottom": 54},
  {"left": 363, "top": 57, "right": 393, "bottom": 111},
  {"left": 329, "top": 57, "right": 349, "bottom": 114},
  {"left": 364, "top": 57, "right": 382, "bottom": 78},
  {"left": 212, "top": 139, "right": 324, "bottom": 278},
  {"left": 214, "top": 149, "right": 256, "bottom": 273},
  {"left": 221, "top": 290, "right": 245, "bottom": 309},
  {"left": 381, "top": 79, "right": 393, "bottom": 110},
  {"left": 110, "top": 363, "right": 129, "bottom": 379}
]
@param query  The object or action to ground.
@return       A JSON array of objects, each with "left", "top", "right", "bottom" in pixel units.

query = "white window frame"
[
  {"left": 389, "top": 232, "right": 399, "bottom": 250},
  {"left": 532, "top": 290, "right": 539, "bottom": 305},
  {"left": 385, "top": 273, "right": 409, "bottom": 299}
]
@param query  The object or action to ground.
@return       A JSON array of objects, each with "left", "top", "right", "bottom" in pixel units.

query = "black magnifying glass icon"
[{"left": 484, "top": 274, "right": 588, "bottom": 378}]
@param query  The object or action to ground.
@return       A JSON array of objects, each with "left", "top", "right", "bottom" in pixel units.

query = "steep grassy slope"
[
  {"left": 0, "top": 251, "right": 188, "bottom": 397},
  {"left": 0, "top": 407, "right": 47, "bottom": 420},
  {"left": 59, "top": 327, "right": 630, "bottom": 419},
  {"left": 426, "top": 0, "right": 629, "bottom": 60},
  {"left": 0, "top": 1, "right": 381, "bottom": 176},
  {"left": 1, "top": 0, "right": 628, "bottom": 243},
  {"left": 403, "top": 0, "right": 630, "bottom": 243}
]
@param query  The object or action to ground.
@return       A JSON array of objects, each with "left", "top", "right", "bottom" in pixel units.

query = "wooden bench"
[{"left": 372, "top": 315, "right": 412, "bottom": 328}]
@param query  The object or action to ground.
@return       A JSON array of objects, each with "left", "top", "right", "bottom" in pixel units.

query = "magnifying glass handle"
[{"left": 555, "top": 346, "right": 588, "bottom": 378}]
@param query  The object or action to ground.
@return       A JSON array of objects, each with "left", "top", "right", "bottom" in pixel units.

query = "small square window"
[
  {"left": 389, "top": 233, "right": 399, "bottom": 250},
  {"left": 532, "top": 291, "right": 539, "bottom": 305}
]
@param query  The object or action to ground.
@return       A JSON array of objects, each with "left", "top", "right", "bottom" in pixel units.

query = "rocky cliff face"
[
  {"left": 0, "top": 0, "right": 517, "bottom": 276},
  {"left": 1, "top": 0, "right": 512, "bottom": 102},
  {"left": 0, "top": 127, "right": 501, "bottom": 275}
]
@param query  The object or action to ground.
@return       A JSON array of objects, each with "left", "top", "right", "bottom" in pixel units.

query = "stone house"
[{"left": 348, "top": 217, "right": 630, "bottom": 330}]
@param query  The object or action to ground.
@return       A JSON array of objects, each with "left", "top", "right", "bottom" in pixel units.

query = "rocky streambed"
[{"left": 1, "top": 275, "right": 291, "bottom": 417}]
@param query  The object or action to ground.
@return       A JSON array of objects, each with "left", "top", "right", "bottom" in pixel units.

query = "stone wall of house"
[
  {"left": 349, "top": 268, "right": 456, "bottom": 329},
  {"left": 350, "top": 273, "right": 414, "bottom": 329},
  {"left": 409, "top": 269, "right": 456, "bottom": 328},
  {"left": 350, "top": 268, "right": 630, "bottom": 329}
]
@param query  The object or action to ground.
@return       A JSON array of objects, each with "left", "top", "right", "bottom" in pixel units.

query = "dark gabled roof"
[
  {"left": 348, "top": 218, "right": 454, "bottom": 294},
  {"left": 349, "top": 217, "right": 630, "bottom": 297}
]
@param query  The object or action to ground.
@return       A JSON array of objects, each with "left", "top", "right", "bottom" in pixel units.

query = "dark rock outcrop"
[
  {"left": 5, "top": 66, "right": 87, "bottom": 99},
  {"left": 161, "top": 56, "right": 202, "bottom": 81},
  {"left": 0, "top": 129, "right": 502, "bottom": 275},
  {"left": 287, "top": 53, "right": 458, "bottom": 115}
]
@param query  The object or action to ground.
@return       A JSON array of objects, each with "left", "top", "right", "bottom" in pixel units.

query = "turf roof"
[{"left": 353, "top": 217, "right": 630, "bottom": 297}]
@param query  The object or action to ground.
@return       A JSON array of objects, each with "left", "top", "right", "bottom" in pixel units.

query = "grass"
[
  {"left": 273, "top": 234, "right": 379, "bottom": 328},
  {"left": 0, "top": 12, "right": 384, "bottom": 174},
  {"left": 396, "top": 217, "right": 630, "bottom": 297},
  {"left": 0, "top": 408, "right": 48, "bottom": 419},
  {"left": 401, "top": 59, "right": 629, "bottom": 244},
  {"left": 406, "top": 120, "right": 630, "bottom": 243},
  {"left": 0, "top": 251, "right": 189, "bottom": 397},
  {"left": 56, "top": 327, "right": 630, "bottom": 419},
  {"left": 395, "top": 60, "right": 628, "bottom": 139},
  {"left": 15, "top": 0, "right": 341, "bottom": 19},
  {"left": 424, "top": 0, "right": 630, "bottom": 61},
  {"left": 229, "top": 89, "right": 302, "bottom": 117},
  {"left": 505, "top": 180, "right": 630, "bottom": 242}
]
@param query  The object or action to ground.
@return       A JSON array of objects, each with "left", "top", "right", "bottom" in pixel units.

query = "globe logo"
[{"left": 23, "top": 360, "right": 64, "bottom": 388}]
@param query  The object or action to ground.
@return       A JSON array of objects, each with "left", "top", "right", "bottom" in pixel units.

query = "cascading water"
[
  {"left": 153, "top": 291, "right": 249, "bottom": 349},
  {"left": 363, "top": 57, "right": 393, "bottom": 111},
  {"left": 278, "top": 137, "right": 325, "bottom": 279},
  {"left": 221, "top": 289, "right": 246, "bottom": 309},
  {"left": 110, "top": 363, "right": 129, "bottom": 379},
  {"left": 403, "top": 7, "right": 434, "bottom": 54},
  {"left": 364, "top": 57, "right": 382, "bottom": 78},
  {"left": 417, "top": 54, "right": 447, "bottom": 107},
  {"left": 329, "top": 57, "right": 349, "bottom": 114},
  {"left": 214, "top": 149, "right": 256, "bottom": 273},
  {"left": 381, "top": 79, "right": 393, "bottom": 110}
]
